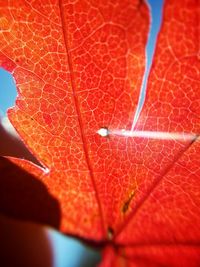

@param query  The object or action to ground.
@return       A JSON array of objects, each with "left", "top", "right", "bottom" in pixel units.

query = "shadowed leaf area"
[
  {"left": 0, "top": 156, "right": 60, "bottom": 228},
  {"left": 0, "top": 122, "right": 41, "bottom": 165},
  {"left": 0, "top": 214, "right": 54, "bottom": 267}
]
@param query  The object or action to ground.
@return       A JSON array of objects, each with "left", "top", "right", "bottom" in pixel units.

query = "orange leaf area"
[
  {"left": 0, "top": 0, "right": 149, "bottom": 239},
  {"left": 0, "top": 0, "right": 200, "bottom": 266}
]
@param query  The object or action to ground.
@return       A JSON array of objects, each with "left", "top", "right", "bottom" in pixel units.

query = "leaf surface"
[
  {"left": 0, "top": 0, "right": 149, "bottom": 239},
  {"left": 0, "top": 0, "right": 200, "bottom": 266}
]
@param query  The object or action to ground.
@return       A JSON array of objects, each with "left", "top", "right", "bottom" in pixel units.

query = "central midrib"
[{"left": 58, "top": 0, "right": 105, "bottom": 237}]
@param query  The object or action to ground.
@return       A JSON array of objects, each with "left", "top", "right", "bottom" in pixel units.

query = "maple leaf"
[{"left": 0, "top": 0, "right": 200, "bottom": 266}]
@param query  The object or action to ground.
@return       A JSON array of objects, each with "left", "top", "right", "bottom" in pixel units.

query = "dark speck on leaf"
[
  {"left": 107, "top": 226, "right": 114, "bottom": 240},
  {"left": 122, "top": 191, "right": 135, "bottom": 213}
]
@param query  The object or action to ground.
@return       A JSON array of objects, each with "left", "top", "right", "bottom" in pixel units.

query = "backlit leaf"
[{"left": 0, "top": 0, "right": 199, "bottom": 266}]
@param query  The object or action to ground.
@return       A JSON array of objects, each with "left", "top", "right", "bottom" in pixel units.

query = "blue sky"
[
  {"left": 131, "top": 0, "right": 163, "bottom": 130},
  {"left": 0, "top": 1, "right": 164, "bottom": 266},
  {"left": 0, "top": 68, "right": 16, "bottom": 116}
]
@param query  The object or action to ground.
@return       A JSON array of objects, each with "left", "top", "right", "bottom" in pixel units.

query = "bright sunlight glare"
[{"left": 110, "top": 129, "right": 198, "bottom": 141}]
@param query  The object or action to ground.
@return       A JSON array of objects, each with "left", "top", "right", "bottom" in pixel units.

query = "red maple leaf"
[{"left": 0, "top": 0, "right": 200, "bottom": 266}]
